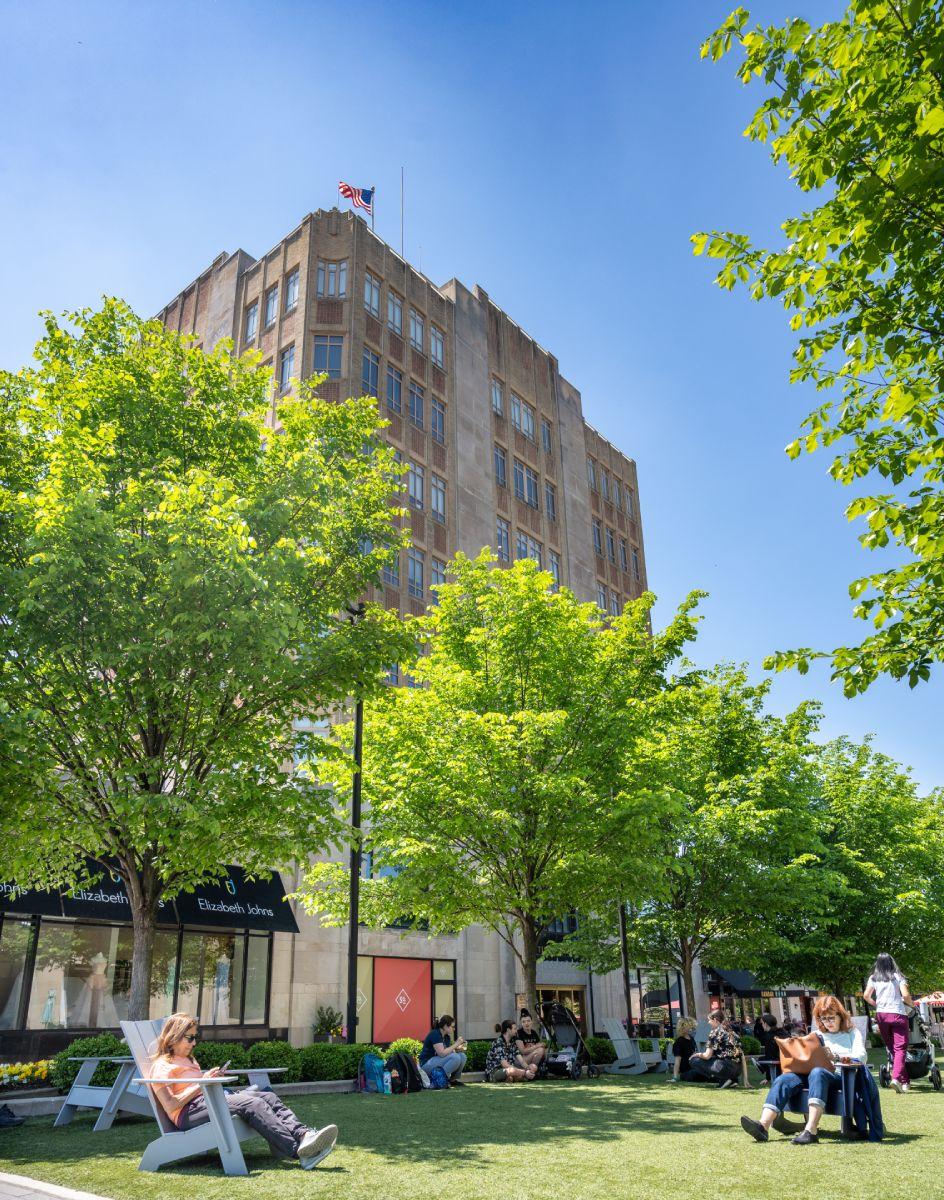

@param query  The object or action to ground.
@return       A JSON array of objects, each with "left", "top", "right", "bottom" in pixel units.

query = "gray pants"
[
  {"left": 178, "top": 1088, "right": 308, "bottom": 1158},
  {"left": 423, "top": 1051, "right": 467, "bottom": 1080}
]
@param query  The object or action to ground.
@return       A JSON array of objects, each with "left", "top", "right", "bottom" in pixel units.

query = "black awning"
[
  {"left": 172, "top": 866, "right": 299, "bottom": 933},
  {"left": 711, "top": 968, "right": 764, "bottom": 996},
  {"left": 2, "top": 863, "right": 298, "bottom": 933}
]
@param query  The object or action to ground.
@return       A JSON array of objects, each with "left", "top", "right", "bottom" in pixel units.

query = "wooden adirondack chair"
[
  {"left": 602, "top": 1017, "right": 647, "bottom": 1075},
  {"left": 122, "top": 1019, "right": 255, "bottom": 1175}
]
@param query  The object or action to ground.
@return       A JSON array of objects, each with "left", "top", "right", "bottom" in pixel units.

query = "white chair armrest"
[
  {"left": 229, "top": 1067, "right": 288, "bottom": 1075},
  {"left": 69, "top": 1056, "right": 133, "bottom": 1063},
  {"left": 133, "top": 1076, "right": 238, "bottom": 1086}
]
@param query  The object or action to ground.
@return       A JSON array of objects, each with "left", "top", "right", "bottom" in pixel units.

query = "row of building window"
[
  {"left": 244, "top": 267, "right": 302, "bottom": 344},
  {"left": 587, "top": 456, "right": 636, "bottom": 517},
  {"left": 491, "top": 379, "right": 552, "bottom": 451},
  {"left": 494, "top": 445, "right": 556, "bottom": 519},
  {"left": 494, "top": 518, "right": 561, "bottom": 585},
  {"left": 363, "top": 348, "right": 446, "bottom": 445},
  {"left": 363, "top": 270, "right": 445, "bottom": 366},
  {"left": 597, "top": 585, "right": 623, "bottom": 617},
  {"left": 405, "top": 464, "right": 447, "bottom": 523},
  {"left": 591, "top": 519, "right": 641, "bottom": 579},
  {"left": 380, "top": 547, "right": 449, "bottom": 599}
]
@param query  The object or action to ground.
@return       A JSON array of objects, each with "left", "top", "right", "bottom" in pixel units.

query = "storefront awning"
[
  {"left": 711, "top": 968, "right": 764, "bottom": 996},
  {"left": 1, "top": 863, "right": 298, "bottom": 933}
]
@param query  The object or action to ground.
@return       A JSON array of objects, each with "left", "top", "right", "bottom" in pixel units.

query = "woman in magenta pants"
[{"left": 864, "top": 952, "right": 913, "bottom": 1093}]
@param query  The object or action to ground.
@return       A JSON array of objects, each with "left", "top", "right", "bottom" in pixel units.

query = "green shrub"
[
  {"left": 658, "top": 1038, "right": 672, "bottom": 1056},
  {"left": 383, "top": 1037, "right": 422, "bottom": 1061},
  {"left": 247, "top": 1040, "right": 300, "bottom": 1083},
  {"left": 49, "top": 1034, "right": 128, "bottom": 1094},
  {"left": 741, "top": 1035, "right": 762, "bottom": 1056},
  {"left": 637, "top": 1038, "right": 653, "bottom": 1052},
  {"left": 194, "top": 1041, "right": 250, "bottom": 1071},
  {"left": 299, "top": 1042, "right": 381, "bottom": 1082},
  {"left": 870, "top": 1031, "right": 884, "bottom": 1049},
  {"left": 464, "top": 1040, "right": 491, "bottom": 1071},
  {"left": 586, "top": 1036, "right": 617, "bottom": 1064},
  {"left": 312, "top": 1005, "right": 343, "bottom": 1039}
]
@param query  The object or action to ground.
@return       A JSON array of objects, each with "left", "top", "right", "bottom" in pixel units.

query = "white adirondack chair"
[
  {"left": 632, "top": 1037, "right": 667, "bottom": 1072},
  {"left": 601, "top": 1017, "right": 647, "bottom": 1075},
  {"left": 55, "top": 1017, "right": 162, "bottom": 1130},
  {"left": 122, "top": 1019, "right": 254, "bottom": 1175}
]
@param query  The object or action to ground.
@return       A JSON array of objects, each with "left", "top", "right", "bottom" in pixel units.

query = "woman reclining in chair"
[
  {"left": 152, "top": 1013, "right": 338, "bottom": 1169},
  {"left": 739, "top": 995, "right": 866, "bottom": 1146}
]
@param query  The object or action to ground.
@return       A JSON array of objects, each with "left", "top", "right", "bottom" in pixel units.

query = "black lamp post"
[{"left": 345, "top": 603, "right": 366, "bottom": 1045}]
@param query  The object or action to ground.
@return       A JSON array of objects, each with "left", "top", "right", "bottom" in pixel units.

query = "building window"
[
  {"left": 431, "top": 473, "right": 446, "bottom": 524},
  {"left": 408, "top": 463, "right": 424, "bottom": 510},
  {"left": 313, "top": 335, "right": 342, "bottom": 378},
  {"left": 431, "top": 557, "right": 447, "bottom": 587},
  {"left": 511, "top": 394, "right": 535, "bottom": 440},
  {"left": 408, "top": 381, "right": 424, "bottom": 429},
  {"left": 513, "top": 458, "right": 525, "bottom": 501},
  {"left": 431, "top": 397, "right": 445, "bottom": 446},
  {"left": 592, "top": 519, "right": 603, "bottom": 557},
  {"left": 587, "top": 457, "right": 598, "bottom": 492},
  {"left": 388, "top": 291, "right": 402, "bottom": 334},
  {"left": 606, "top": 527, "right": 616, "bottom": 564},
  {"left": 494, "top": 444, "right": 507, "bottom": 488},
  {"left": 284, "top": 268, "right": 299, "bottom": 312},
  {"left": 430, "top": 326, "right": 444, "bottom": 368},
  {"left": 264, "top": 284, "right": 279, "bottom": 328},
  {"left": 609, "top": 593, "right": 620, "bottom": 617},
  {"left": 496, "top": 517, "right": 510, "bottom": 561},
  {"left": 244, "top": 301, "right": 258, "bottom": 343},
  {"left": 364, "top": 271, "right": 381, "bottom": 318},
  {"left": 386, "top": 365, "right": 402, "bottom": 413},
  {"left": 549, "top": 551, "right": 561, "bottom": 590},
  {"left": 541, "top": 419, "right": 552, "bottom": 454},
  {"left": 408, "top": 548, "right": 424, "bottom": 599},
  {"left": 545, "top": 481, "right": 556, "bottom": 522},
  {"left": 525, "top": 464, "right": 539, "bottom": 508},
  {"left": 619, "top": 537, "right": 628, "bottom": 572},
  {"left": 491, "top": 378, "right": 504, "bottom": 416},
  {"left": 410, "top": 308, "right": 425, "bottom": 352},
  {"left": 601, "top": 470, "right": 610, "bottom": 502},
  {"left": 632, "top": 547, "right": 641, "bottom": 581},
  {"left": 362, "top": 347, "right": 380, "bottom": 398},
  {"left": 278, "top": 344, "right": 295, "bottom": 392},
  {"left": 597, "top": 584, "right": 608, "bottom": 610},
  {"left": 627, "top": 488, "right": 636, "bottom": 519},
  {"left": 614, "top": 480, "right": 623, "bottom": 512},
  {"left": 385, "top": 663, "right": 400, "bottom": 685},
  {"left": 383, "top": 553, "right": 400, "bottom": 587},
  {"left": 515, "top": 531, "right": 542, "bottom": 566},
  {"left": 317, "top": 260, "right": 347, "bottom": 298}
]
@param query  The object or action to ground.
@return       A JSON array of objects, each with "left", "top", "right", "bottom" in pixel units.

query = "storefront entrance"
[
  {"left": 537, "top": 987, "right": 586, "bottom": 1032},
  {"left": 356, "top": 955, "right": 457, "bottom": 1044}
]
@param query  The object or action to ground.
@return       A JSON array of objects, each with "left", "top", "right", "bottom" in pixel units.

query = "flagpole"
[
  {"left": 400, "top": 167, "right": 404, "bottom": 258},
  {"left": 371, "top": 185, "right": 375, "bottom": 233}
]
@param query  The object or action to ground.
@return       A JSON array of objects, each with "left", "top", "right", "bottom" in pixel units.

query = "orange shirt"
[{"left": 155, "top": 1056, "right": 203, "bottom": 1126}]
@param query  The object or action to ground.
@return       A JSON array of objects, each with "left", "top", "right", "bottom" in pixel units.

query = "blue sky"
[{"left": 2, "top": 0, "right": 940, "bottom": 789}]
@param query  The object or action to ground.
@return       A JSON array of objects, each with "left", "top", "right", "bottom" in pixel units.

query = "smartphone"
[{"left": 219, "top": 1060, "right": 231, "bottom": 1073}]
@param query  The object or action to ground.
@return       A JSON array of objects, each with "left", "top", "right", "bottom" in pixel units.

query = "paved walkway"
[{"left": 0, "top": 1174, "right": 110, "bottom": 1200}]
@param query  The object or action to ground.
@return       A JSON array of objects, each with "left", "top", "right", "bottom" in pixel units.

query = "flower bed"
[{"left": 0, "top": 1058, "right": 53, "bottom": 1091}]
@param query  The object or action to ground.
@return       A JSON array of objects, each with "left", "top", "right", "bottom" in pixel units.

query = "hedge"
[
  {"left": 383, "top": 1038, "right": 422, "bottom": 1061},
  {"left": 299, "top": 1042, "right": 381, "bottom": 1082},
  {"left": 585, "top": 1036, "right": 617, "bottom": 1064},
  {"left": 194, "top": 1041, "right": 250, "bottom": 1072},
  {"left": 49, "top": 1034, "right": 128, "bottom": 1093},
  {"left": 247, "top": 1040, "right": 301, "bottom": 1083}
]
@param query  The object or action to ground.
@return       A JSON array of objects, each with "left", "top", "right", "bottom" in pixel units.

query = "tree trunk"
[
  {"left": 521, "top": 918, "right": 540, "bottom": 1020},
  {"left": 618, "top": 900, "right": 633, "bottom": 1029},
  {"left": 679, "top": 940, "right": 697, "bottom": 1019},
  {"left": 124, "top": 865, "right": 160, "bottom": 1021}
]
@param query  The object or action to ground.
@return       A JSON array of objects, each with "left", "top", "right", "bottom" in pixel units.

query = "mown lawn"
[{"left": 0, "top": 1068, "right": 937, "bottom": 1200}]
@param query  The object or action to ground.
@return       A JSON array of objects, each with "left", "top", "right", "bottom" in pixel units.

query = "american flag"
[{"left": 338, "top": 182, "right": 374, "bottom": 215}]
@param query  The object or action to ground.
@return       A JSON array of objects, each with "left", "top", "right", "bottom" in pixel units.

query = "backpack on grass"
[
  {"left": 358, "top": 1052, "right": 387, "bottom": 1094},
  {"left": 427, "top": 1065, "right": 449, "bottom": 1090},
  {"left": 386, "top": 1051, "right": 424, "bottom": 1094}
]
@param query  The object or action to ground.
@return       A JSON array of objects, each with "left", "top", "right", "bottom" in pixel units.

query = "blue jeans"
[
  {"left": 423, "top": 1051, "right": 467, "bottom": 1080},
  {"left": 763, "top": 1067, "right": 841, "bottom": 1114}
]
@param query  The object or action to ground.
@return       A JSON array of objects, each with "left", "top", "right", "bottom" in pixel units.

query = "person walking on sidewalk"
[{"left": 864, "top": 953, "right": 913, "bottom": 1093}]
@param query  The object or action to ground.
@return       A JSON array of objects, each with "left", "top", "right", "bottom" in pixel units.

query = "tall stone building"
[{"left": 153, "top": 207, "right": 657, "bottom": 1045}]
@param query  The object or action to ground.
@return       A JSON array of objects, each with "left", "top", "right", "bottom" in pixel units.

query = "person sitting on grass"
[
  {"left": 485, "top": 1021, "right": 538, "bottom": 1082},
  {"left": 515, "top": 1010, "right": 547, "bottom": 1074},
  {"left": 152, "top": 1012, "right": 337, "bottom": 1169},
  {"left": 667, "top": 1017, "right": 698, "bottom": 1082},
  {"left": 739, "top": 995, "right": 867, "bottom": 1146},
  {"left": 679, "top": 1009, "right": 741, "bottom": 1088},
  {"left": 419, "top": 1014, "right": 469, "bottom": 1087}
]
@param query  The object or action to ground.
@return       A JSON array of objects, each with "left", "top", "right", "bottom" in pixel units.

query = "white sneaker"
[
  {"left": 298, "top": 1125, "right": 338, "bottom": 1170},
  {"left": 892, "top": 1078, "right": 904, "bottom": 1094},
  {"left": 667, "top": 1075, "right": 679, "bottom": 1083}
]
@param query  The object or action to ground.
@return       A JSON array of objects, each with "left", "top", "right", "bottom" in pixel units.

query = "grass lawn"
[{"left": 0, "top": 1067, "right": 937, "bottom": 1200}]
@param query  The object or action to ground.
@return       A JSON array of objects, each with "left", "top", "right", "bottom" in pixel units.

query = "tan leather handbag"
[{"left": 775, "top": 1032, "right": 834, "bottom": 1074}]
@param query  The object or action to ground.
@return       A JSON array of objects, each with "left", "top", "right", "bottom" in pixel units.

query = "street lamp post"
[{"left": 345, "top": 604, "right": 366, "bottom": 1046}]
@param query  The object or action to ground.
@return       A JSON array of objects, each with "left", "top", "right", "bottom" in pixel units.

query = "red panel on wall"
[{"left": 373, "top": 957, "right": 432, "bottom": 1043}]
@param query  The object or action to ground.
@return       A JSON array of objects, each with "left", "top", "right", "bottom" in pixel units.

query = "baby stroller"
[
  {"left": 540, "top": 1001, "right": 600, "bottom": 1080},
  {"left": 878, "top": 1007, "right": 942, "bottom": 1091}
]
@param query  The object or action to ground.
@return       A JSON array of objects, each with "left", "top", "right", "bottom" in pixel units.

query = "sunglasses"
[{"left": 182, "top": 1033, "right": 198, "bottom": 1042}]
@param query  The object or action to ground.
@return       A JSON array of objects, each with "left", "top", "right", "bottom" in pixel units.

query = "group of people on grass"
[{"left": 144, "top": 952, "right": 912, "bottom": 1167}]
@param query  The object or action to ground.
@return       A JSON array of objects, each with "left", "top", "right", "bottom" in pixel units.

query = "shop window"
[
  {"left": 27, "top": 921, "right": 134, "bottom": 1029},
  {"left": 0, "top": 918, "right": 35, "bottom": 1030}
]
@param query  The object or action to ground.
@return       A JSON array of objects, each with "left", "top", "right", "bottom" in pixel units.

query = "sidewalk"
[{"left": 0, "top": 1174, "right": 110, "bottom": 1200}]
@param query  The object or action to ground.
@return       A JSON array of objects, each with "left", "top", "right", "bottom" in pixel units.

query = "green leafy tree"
[
  {"left": 297, "top": 552, "right": 701, "bottom": 1016},
  {"left": 754, "top": 736, "right": 944, "bottom": 996},
  {"left": 555, "top": 668, "right": 825, "bottom": 1017},
  {"left": 0, "top": 300, "right": 411, "bottom": 1018},
  {"left": 694, "top": 3, "right": 944, "bottom": 694}
]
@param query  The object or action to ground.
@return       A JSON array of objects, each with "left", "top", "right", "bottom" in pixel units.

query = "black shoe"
[
  {"left": 449, "top": 1079, "right": 466, "bottom": 1087},
  {"left": 740, "top": 1115, "right": 769, "bottom": 1143},
  {"left": 792, "top": 1130, "right": 818, "bottom": 1145},
  {"left": 0, "top": 1104, "right": 24, "bottom": 1127}
]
